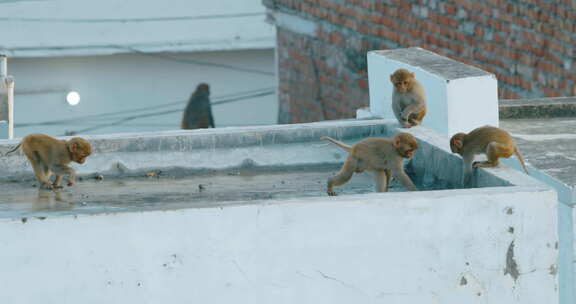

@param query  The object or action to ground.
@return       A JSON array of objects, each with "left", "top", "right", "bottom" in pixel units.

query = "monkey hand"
[
  {"left": 327, "top": 190, "right": 338, "bottom": 196},
  {"left": 400, "top": 110, "right": 411, "bottom": 120},
  {"left": 67, "top": 181, "right": 75, "bottom": 187},
  {"left": 52, "top": 184, "right": 64, "bottom": 189},
  {"left": 401, "top": 121, "right": 412, "bottom": 128}
]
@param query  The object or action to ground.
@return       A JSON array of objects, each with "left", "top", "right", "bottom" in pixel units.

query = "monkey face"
[
  {"left": 449, "top": 134, "right": 465, "bottom": 154},
  {"left": 69, "top": 138, "right": 92, "bottom": 164},
  {"left": 394, "top": 133, "right": 419, "bottom": 158},
  {"left": 401, "top": 147, "right": 416, "bottom": 158},
  {"left": 196, "top": 83, "right": 210, "bottom": 96},
  {"left": 390, "top": 69, "right": 415, "bottom": 93},
  {"left": 394, "top": 79, "right": 411, "bottom": 93},
  {"left": 75, "top": 153, "right": 90, "bottom": 164}
]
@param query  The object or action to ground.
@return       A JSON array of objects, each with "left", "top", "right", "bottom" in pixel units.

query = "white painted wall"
[
  {"left": 0, "top": 0, "right": 275, "bottom": 57},
  {"left": 0, "top": 0, "right": 277, "bottom": 136},
  {"left": 367, "top": 48, "right": 499, "bottom": 136},
  {"left": 9, "top": 50, "right": 277, "bottom": 137},
  {"left": 0, "top": 187, "right": 558, "bottom": 304}
]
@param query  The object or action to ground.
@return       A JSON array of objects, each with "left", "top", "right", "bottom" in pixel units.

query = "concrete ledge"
[
  {"left": 0, "top": 120, "right": 541, "bottom": 191},
  {"left": 0, "top": 185, "right": 558, "bottom": 304},
  {"left": 0, "top": 119, "right": 559, "bottom": 303},
  {"left": 500, "top": 97, "right": 576, "bottom": 119}
]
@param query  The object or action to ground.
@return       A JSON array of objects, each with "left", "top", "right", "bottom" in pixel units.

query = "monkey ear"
[
  {"left": 69, "top": 142, "right": 78, "bottom": 153},
  {"left": 390, "top": 74, "right": 395, "bottom": 82},
  {"left": 393, "top": 137, "right": 401, "bottom": 148},
  {"left": 453, "top": 139, "right": 463, "bottom": 149},
  {"left": 410, "top": 72, "right": 415, "bottom": 78}
]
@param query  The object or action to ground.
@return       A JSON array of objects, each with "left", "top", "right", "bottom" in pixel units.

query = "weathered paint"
[
  {"left": 0, "top": 186, "right": 558, "bottom": 304},
  {"left": 499, "top": 117, "right": 576, "bottom": 303}
]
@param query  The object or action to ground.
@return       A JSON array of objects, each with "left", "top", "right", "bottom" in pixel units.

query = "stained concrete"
[
  {"left": 500, "top": 97, "right": 576, "bottom": 119},
  {"left": 500, "top": 117, "right": 576, "bottom": 187},
  {"left": 0, "top": 165, "right": 453, "bottom": 219},
  {"left": 0, "top": 119, "right": 539, "bottom": 220}
]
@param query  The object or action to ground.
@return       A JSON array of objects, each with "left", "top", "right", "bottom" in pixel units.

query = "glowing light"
[{"left": 66, "top": 91, "right": 80, "bottom": 106}]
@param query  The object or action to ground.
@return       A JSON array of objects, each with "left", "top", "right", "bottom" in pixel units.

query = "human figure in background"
[{"left": 181, "top": 83, "right": 215, "bottom": 129}]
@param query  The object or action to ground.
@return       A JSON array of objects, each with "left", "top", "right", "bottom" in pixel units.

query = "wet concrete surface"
[
  {"left": 501, "top": 117, "right": 576, "bottom": 186},
  {"left": 0, "top": 166, "right": 443, "bottom": 219}
]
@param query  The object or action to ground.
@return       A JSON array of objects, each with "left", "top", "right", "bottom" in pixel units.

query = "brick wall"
[{"left": 263, "top": 0, "right": 575, "bottom": 123}]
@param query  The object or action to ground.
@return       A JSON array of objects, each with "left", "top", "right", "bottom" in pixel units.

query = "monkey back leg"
[
  {"left": 25, "top": 150, "right": 53, "bottom": 189},
  {"left": 473, "top": 142, "right": 508, "bottom": 168},
  {"left": 327, "top": 155, "right": 358, "bottom": 196}
]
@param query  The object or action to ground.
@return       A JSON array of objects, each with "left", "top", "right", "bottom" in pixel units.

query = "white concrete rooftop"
[{"left": 502, "top": 117, "right": 576, "bottom": 187}]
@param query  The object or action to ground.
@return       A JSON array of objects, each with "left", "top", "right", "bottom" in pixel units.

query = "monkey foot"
[
  {"left": 40, "top": 183, "right": 54, "bottom": 190},
  {"left": 473, "top": 161, "right": 497, "bottom": 168},
  {"left": 327, "top": 191, "right": 338, "bottom": 196},
  {"left": 67, "top": 182, "right": 75, "bottom": 187},
  {"left": 52, "top": 185, "right": 64, "bottom": 189}
]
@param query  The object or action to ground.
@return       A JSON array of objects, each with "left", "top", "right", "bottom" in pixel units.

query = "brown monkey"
[
  {"left": 321, "top": 133, "right": 419, "bottom": 196},
  {"left": 390, "top": 69, "right": 427, "bottom": 128},
  {"left": 181, "top": 83, "right": 215, "bottom": 130},
  {"left": 5, "top": 134, "right": 92, "bottom": 189},
  {"left": 450, "top": 126, "right": 529, "bottom": 186}
]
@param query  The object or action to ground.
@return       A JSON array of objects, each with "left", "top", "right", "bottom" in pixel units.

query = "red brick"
[
  {"left": 444, "top": 3, "right": 457, "bottom": 14},
  {"left": 542, "top": 87, "right": 561, "bottom": 97}
]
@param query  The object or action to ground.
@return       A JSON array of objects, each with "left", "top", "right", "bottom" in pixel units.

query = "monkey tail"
[
  {"left": 514, "top": 147, "right": 529, "bottom": 175},
  {"left": 320, "top": 136, "right": 352, "bottom": 152},
  {"left": 4, "top": 143, "right": 21, "bottom": 156}
]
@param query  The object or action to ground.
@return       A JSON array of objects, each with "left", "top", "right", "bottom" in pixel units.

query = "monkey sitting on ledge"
[
  {"left": 321, "top": 133, "right": 419, "bottom": 196},
  {"left": 5, "top": 134, "right": 92, "bottom": 189},
  {"left": 390, "top": 68, "right": 427, "bottom": 128},
  {"left": 181, "top": 83, "right": 215, "bottom": 130}
]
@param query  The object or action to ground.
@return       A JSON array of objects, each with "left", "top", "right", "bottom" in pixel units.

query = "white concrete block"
[
  {"left": 0, "top": 187, "right": 558, "bottom": 304},
  {"left": 367, "top": 47, "right": 499, "bottom": 136},
  {"left": 355, "top": 107, "right": 379, "bottom": 120},
  {"left": 0, "top": 121, "right": 8, "bottom": 140}
]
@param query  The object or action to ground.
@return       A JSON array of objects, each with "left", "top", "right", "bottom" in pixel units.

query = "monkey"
[
  {"left": 4, "top": 134, "right": 92, "bottom": 189},
  {"left": 449, "top": 125, "right": 529, "bottom": 187},
  {"left": 321, "top": 133, "right": 419, "bottom": 196},
  {"left": 390, "top": 69, "right": 427, "bottom": 128},
  {"left": 181, "top": 83, "right": 215, "bottom": 130}
]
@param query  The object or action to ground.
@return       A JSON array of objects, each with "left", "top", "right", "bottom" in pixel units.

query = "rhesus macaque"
[
  {"left": 321, "top": 133, "right": 419, "bottom": 196},
  {"left": 450, "top": 126, "right": 529, "bottom": 186},
  {"left": 390, "top": 69, "right": 427, "bottom": 128},
  {"left": 5, "top": 134, "right": 92, "bottom": 189},
  {"left": 181, "top": 83, "right": 215, "bottom": 130}
]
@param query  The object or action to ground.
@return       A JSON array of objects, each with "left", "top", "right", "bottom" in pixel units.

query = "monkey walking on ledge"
[
  {"left": 449, "top": 125, "right": 529, "bottom": 187},
  {"left": 4, "top": 134, "right": 92, "bottom": 190},
  {"left": 321, "top": 133, "right": 419, "bottom": 196},
  {"left": 181, "top": 83, "right": 215, "bottom": 130}
]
